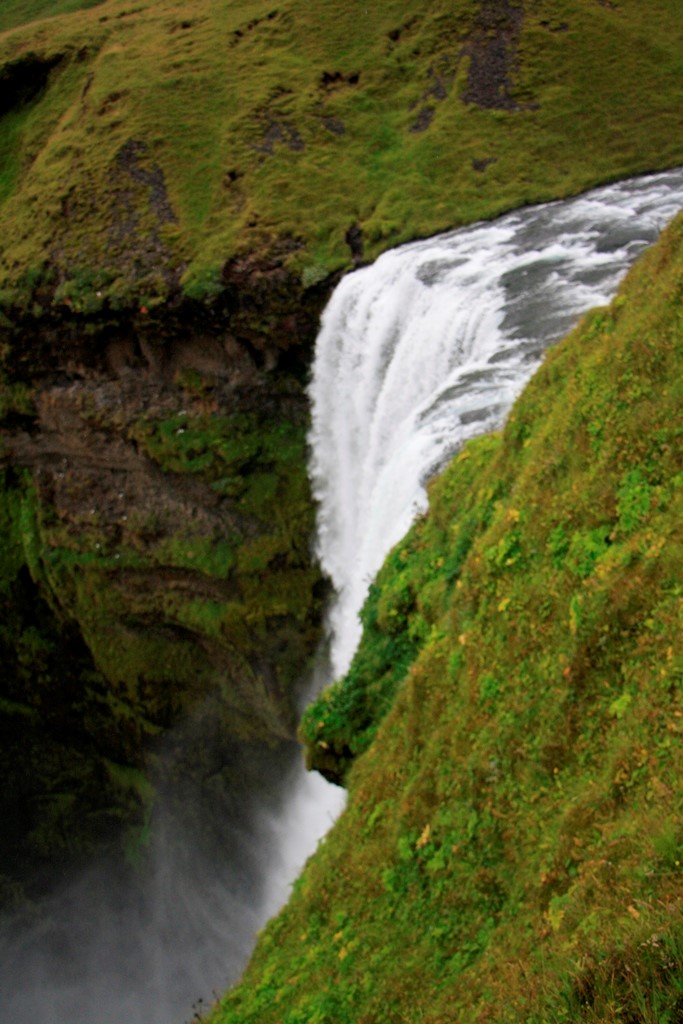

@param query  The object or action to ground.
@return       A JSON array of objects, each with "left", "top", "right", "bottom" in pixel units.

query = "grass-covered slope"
[
  {"left": 0, "top": 0, "right": 682, "bottom": 311},
  {"left": 212, "top": 207, "right": 683, "bottom": 1022},
  {"left": 0, "top": 0, "right": 106, "bottom": 35}
]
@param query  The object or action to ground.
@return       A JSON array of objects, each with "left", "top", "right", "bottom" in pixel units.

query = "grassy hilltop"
[
  {"left": 0, "top": 0, "right": 682, "bottom": 311},
  {"left": 212, "top": 188, "right": 683, "bottom": 1024}
]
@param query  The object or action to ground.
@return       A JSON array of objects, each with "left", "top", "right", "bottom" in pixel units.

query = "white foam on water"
[{"left": 308, "top": 167, "right": 683, "bottom": 676}]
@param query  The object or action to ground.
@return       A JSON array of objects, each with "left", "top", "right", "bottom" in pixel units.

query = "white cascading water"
[
  {"left": 1, "top": 167, "right": 682, "bottom": 1024},
  {"left": 261, "top": 163, "right": 683, "bottom": 951},
  {"left": 308, "top": 167, "right": 683, "bottom": 678}
]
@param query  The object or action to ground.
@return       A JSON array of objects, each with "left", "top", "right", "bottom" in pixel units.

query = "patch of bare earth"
[{"left": 461, "top": 0, "right": 524, "bottom": 110}]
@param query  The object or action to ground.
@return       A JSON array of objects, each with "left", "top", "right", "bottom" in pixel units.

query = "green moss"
[
  {"left": 0, "top": 378, "right": 325, "bottom": 892},
  {"left": 0, "top": 487, "right": 150, "bottom": 891},
  {"left": 153, "top": 536, "right": 237, "bottom": 577},
  {"left": 300, "top": 433, "right": 502, "bottom": 782},
  {"left": 2, "top": 395, "right": 321, "bottom": 748},
  {"left": 0, "top": 475, "right": 24, "bottom": 584}
]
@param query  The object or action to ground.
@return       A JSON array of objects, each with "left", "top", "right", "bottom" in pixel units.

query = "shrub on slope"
[{"left": 212, "top": 210, "right": 683, "bottom": 1022}]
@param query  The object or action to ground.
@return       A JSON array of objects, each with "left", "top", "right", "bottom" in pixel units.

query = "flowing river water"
[{"left": 1, "top": 167, "right": 682, "bottom": 1023}]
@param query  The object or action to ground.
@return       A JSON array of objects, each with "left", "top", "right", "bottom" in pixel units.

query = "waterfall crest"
[{"left": 308, "top": 167, "right": 683, "bottom": 679}]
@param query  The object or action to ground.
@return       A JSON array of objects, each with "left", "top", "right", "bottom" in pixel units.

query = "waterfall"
[
  {"left": 308, "top": 167, "right": 683, "bottom": 678},
  {"left": 1, "top": 166, "right": 681, "bottom": 1024}
]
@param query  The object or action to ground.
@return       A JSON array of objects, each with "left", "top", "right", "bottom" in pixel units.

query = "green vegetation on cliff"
[
  {"left": 211, "top": 203, "right": 683, "bottom": 1022},
  {"left": 0, "top": 473, "right": 145, "bottom": 896},
  {"left": 0, "top": 376, "right": 325, "bottom": 897},
  {"left": 1, "top": 0, "right": 683, "bottom": 918}
]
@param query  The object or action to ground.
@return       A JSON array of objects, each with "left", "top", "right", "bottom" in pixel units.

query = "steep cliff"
[
  {"left": 0, "top": 270, "right": 336, "bottom": 899},
  {"left": 1, "top": 0, "right": 682, "bottom": 901},
  {"left": 213, "top": 196, "right": 683, "bottom": 1024}
]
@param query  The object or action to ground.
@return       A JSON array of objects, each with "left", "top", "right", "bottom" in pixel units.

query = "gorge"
[
  {"left": 1, "top": 166, "right": 682, "bottom": 1024},
  {"left": 0, "top": 2, "right": 682, "bottom": 1021}
]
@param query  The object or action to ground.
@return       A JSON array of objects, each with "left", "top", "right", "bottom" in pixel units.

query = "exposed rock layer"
[{"left": 0, "top": 264, "right": 334, "bottom": 901}]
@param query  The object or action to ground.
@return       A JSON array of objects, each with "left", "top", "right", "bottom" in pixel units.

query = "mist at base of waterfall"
[{"left": 0, "top": 715, "right": 342, "bottom": 1024}]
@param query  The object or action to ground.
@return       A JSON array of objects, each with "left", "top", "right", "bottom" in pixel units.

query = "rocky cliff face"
[{"left": 0, "top": 264, "right": 333, "bottom": 901}]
